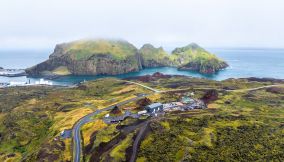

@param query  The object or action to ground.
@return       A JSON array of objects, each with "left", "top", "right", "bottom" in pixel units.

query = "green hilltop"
[
  {"left": 171, "top": 43, "right": 228, "bottom": 73},
  {"left": 139, "top": 43, "right": 228, "bottom": 73},
  {"left": 51, "top": 39, "right": 138, "bottom": 61},
  {"left": 139, "top": 44, "right": 172, "bottom": 67},
  {"left": 26, "top": 39, "right": 228, "bottom": 76}
]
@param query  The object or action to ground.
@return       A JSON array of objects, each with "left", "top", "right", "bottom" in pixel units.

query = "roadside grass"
[
  {"left": 81, "top": 120, "right": 107, "bottom": 147},
  {"left": 51, "top": 108, "right": 93, "bottom": 132}
]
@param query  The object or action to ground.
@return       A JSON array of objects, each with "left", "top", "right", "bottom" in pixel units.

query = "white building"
[
  {"left": 9, "top": 81, "right": 27, "bottom": 86},
  {"left": 35, "top": 79, "right": 53, "bottom": 85}
]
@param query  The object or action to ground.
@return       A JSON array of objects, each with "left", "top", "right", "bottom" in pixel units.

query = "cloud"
[{"left": 0, "top": 0, "right": 284, "bottom": 49}]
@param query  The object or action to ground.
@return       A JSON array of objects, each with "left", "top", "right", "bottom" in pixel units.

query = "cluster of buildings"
[
  {"left": 103, "top": 96, "right": 206, "bottom": 124},
  {"left": 142, "top": 96, "right": 206, "bottom": 115},
  {"left": 0, "top": 69, "right": 26, "bottom": 77},
  {"left": 103, "top": 111, "right": 140, "bottom": 124},
  {"left": 0, "top": 79, "right": 53, "bottom": 88}
]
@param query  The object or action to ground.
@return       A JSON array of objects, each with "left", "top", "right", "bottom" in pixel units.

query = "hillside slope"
[
  {"left": 26, "top": 39, "right": 142, "bottom": 76},
  {"left": 139, "top": 44, "right": 172, "bottom": 67},
  {"left": 26, "top": 39, "right": 228, "bottom": 76},
  {"left": 172, "top": 43, "right": 228, "bottom": 73}
]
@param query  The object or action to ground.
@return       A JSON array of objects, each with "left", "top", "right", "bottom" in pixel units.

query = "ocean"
[{"left": 0, "top": 48, "right": 284, "bottom": 85}]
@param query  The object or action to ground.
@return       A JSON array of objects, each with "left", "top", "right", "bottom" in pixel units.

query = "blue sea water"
[{"left": 0, "top": 48, "right": 284, "bottom": 85}]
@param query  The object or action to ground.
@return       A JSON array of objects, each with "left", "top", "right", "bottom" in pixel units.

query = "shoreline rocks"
[{"left": 178, "top": 61, "right": 229, "bottom": 74}]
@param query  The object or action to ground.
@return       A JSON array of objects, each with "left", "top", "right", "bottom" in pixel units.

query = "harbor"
[{"left": 0, "top": 78, "right": 53, "bottom": 88}]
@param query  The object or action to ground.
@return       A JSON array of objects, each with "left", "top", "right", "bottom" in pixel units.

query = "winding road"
[{"left": 72, "top": 95, "right": 150, "bottom": 162}]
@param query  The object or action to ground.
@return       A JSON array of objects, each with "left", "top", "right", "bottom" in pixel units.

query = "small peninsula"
[{"left": 26, "top": 39, "right": 228, "bottom": 77}]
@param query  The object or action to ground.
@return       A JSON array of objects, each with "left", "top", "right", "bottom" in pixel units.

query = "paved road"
[
  {"left": 130, "top": 121, "right": 150, "bottom": 162},
  {"left": 124, "top": 80, "right": 160, "bottom": 93},
  {"left": 72, "top": 95, "right": 149, "bottom": 162},
  {"left": 160, "top": 84, "right": 284, "bottom": 93},
  {"left": 124, "top": 79, "right": 283, "bottom": 93},
  {"left": 226, "top": 84, "right": 284, "bottom": 92}
]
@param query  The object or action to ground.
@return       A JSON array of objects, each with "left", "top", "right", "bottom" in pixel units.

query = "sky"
[{"left": 0, "top": 0, "right": 284, "bottom": 49}]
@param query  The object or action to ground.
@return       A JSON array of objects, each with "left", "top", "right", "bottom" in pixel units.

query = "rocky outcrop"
[
  {"left": 200, "top": 89, "right": 219, "bottom": 104},
  {"left": 245, "top": 77, "right": 284, "bottom": 83},
  {"left": 127, "top": 72, "right": 172, "bottom": 82},
  {"left": 139, "top": 44, "right": 173, "bottom": 68},
  {"left": 178, "top": 60, "right": 228, "bottom": 74},
  {"left": 266, "top": 87, "right": 284, "bottom": 94},
  {"left": 0, "top": 67, "right": 3, "bottom": 69},
  {"left": 26, "top": 39, "right": 228, "bottom": 77},
  {"left": 110, "top": 106, "right": 122, "bottom": 115},
  {"left": 136, "top": 97, "right": 152, "bottom": 110}
]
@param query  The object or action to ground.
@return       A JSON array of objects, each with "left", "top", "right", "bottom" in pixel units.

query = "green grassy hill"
[
  {"left": 171, "top": 43, "right": 228, "bottom": 73},
  {"left": 54, "top": 39, "right": 138, "bottom": 61},
  {"left": 139, "top": 44, "right": 172, "bottom": 67}
]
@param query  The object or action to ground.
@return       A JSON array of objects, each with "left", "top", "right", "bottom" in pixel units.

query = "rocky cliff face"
[
  {"left": 173, "top": 44, "right": 229, "bottom": 74},
  {"left": 178, "top": 59, "right": 228, "bottom": 74},
  {"left": 139, "top": 44, "right": 173, "bottom": 67},
  {"left": 26, "top": 39, "right": 142, "bottom": 76},
  {"left": 26, "top": 39, "right": 228, "bottom": 77}
]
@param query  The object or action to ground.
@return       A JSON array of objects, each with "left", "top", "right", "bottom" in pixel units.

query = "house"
[
  {"left": 145, "top": 103, "right": 163, "bottom": 113},
  {"left": 60, "top": 129, "right": 72, "bottom": 139},
  {"left": 138, "top": 110, "right": 147, "bottom": 115},
  {"left": 181, "top": 96, "right": 195, "bottom": 104}
]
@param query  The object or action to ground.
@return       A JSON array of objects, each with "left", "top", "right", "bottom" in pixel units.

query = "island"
[{"left": 25, "top": 39, "right": 228, "bottom": 77}]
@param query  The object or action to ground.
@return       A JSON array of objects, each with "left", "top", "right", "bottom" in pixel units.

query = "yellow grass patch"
[
  {"left": 0, "top": 152, "right": 21, "bottom": 162},
  {"left": 63, "top": 138, "right": 72, "bottom": 162},
  {"left": 198, "top": 128, "right": 215, "bottom": 148},
  {"left": 111, "top": 85, "right": 136, "bottom": 95},
  {"left": 52, "top": 108, "right": 93, "bottom": 132},
  {"left": 82, "top": 120, "right": 107, "bottom": 146},
  {"left": 207, "top": 103, "right": 220, "bottom": 109},
  {"left": 148, "top": 93, "right": 162, "bottom": 101}
]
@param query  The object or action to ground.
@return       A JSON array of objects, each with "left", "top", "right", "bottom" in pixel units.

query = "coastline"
[{"left": 1, "top": 71, "right": 284, "bottom": 89}]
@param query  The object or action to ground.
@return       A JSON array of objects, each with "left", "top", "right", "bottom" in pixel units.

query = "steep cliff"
[
  {"left": 172, "top": 43, "right": 228, "bottom": 73},
  {"left": 139, "top": 44, "right": 173, "bottom": 67},
  {"left": 139, "top": 43, "right": 228, "bottom": 74},
  {"left": 26, "top": 39, "right": 142, "bottom": 76}
]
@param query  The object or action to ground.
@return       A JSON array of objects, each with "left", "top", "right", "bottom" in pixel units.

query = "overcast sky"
[{"left": 1, "top": 0, "right": 284, "bottom": 49}]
